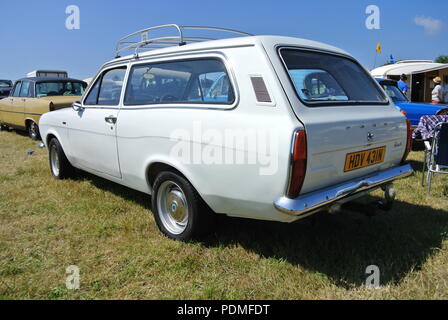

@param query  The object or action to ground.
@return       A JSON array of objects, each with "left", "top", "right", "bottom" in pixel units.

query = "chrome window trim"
[
  {"left": 276, "top": 45, "right": 390, "bottom": 107},
  {"left": 120, "top": 51, "right": 240, "bottom": 111},
  {"left": 81, "top": 64, "right": 129, "bottom": 108}
]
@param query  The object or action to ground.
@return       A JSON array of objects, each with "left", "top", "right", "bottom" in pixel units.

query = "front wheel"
[
  {"left": 28, "top": 121, "right": 41, "bottom": 140},
  {"left": 48, "top": 138, "right": 74, "bottom": 179},
  {"left": 152, "top": 171, "right": 215, "bottom": 240}
]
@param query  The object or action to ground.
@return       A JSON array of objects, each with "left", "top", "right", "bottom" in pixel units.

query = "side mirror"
[{"left": 72, "top": 101, "right": 84, "bottom": 112}]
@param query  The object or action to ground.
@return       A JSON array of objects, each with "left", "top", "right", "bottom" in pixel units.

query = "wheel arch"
[
  {"left": 146, "top": 161, "right": 190, "bottom": 192},
  {"left": 144, "top": 160, "right": 210, "bottom": 206},
  {"left": 44, "top": 129, "right": 65, "bottom": 150},
  {"left": 24, "top": 116, "right": 40, "bottom": 129}
]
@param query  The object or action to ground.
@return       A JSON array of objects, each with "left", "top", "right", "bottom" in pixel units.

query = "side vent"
[{"left": 250, "top": 76, "right": 272, "bottom": 103}]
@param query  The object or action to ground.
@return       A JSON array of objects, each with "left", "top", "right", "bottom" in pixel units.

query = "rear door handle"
[{"left": 105, "top": 116, "right": 117, "bottom": 124}]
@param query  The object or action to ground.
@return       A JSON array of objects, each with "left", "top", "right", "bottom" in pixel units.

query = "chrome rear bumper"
[{"left": 274, "top": 164, "right": 413, "bottom": 216}]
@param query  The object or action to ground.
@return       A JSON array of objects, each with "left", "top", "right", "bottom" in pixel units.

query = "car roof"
[
  {"left": 106, "top": 35, "right": 352, "bottom": 66},
  {"left": 17, "top": 77, "right": 86, "bottom": 83}
]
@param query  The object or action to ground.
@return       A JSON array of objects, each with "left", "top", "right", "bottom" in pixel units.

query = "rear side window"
[
  {"left": 84, "top": 68, "right": 126, "bottom": 106},
  {"left": 280, "top": 49, "right": 387, "bottom": 106},
  {"left": 124, "top": 58, "right": 234, "bottom": 105}
]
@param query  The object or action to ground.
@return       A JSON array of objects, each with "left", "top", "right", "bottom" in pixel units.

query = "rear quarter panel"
[{"left": 116, "top": 46, "right": 300, "bottom": 222}]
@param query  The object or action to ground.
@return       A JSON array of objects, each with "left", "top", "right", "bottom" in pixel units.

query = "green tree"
[{"left": 435, "top": 55, "right": 448, "bottom": 63}]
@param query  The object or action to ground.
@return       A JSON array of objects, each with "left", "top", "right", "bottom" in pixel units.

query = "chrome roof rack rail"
[{"left": 115, "top": 24, "right": 253, "bottom": 58}]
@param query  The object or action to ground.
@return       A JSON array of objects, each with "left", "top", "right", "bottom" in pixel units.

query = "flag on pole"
[{"left": 376, "top": 42, "right": 382, "bottom": 53}]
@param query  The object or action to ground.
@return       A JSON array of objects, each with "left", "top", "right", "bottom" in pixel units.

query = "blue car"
[{"left": 376, "top": 78, "right": 448, "bottom": 127}]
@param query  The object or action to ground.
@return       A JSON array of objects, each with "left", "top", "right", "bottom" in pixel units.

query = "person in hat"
[{"left": 432, "top": 76, "right": 443, "bottom": 104}]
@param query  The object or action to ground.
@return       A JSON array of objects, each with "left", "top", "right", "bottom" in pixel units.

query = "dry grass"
[{"left": 0, "top": 129, "right": 447, "bottom": 300}]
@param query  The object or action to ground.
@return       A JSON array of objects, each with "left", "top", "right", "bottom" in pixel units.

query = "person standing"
[
  {"left": 397, "top": 74, "right": 409, "bottom": 96},
  {"left": 443, "top": 76, "right": 448, "bottom": 103},
  {"left": 431, "top": 76, "right": 443, "bottom": 104}
]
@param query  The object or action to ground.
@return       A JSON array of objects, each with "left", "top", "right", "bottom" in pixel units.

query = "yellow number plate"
[{"left": 344, "top": 146, "right": 386, "bottom": 172}]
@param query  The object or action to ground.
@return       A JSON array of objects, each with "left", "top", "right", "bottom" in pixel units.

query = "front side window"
[
  {"left": 36, "top": 81, "right": 86, "bottom": 97},
  {"left": 84, "top": 68, "right": 126, "bottom": 106},
  {"left": 381, "top": 84, "right": 408, "bottom": 103},
  {"left": 124, "top": 58, "right": 234, "bottom": 105},
  {"left": 280, "top": 49, "right": 387, "bottom": 106},
  {"left": 12, "top": 82, "right": 22, "bottom": 97},
  {"left": 19, "top": 81, "right": 31, "bottom": 97}
]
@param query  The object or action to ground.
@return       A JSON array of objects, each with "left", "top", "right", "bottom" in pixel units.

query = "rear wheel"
[
  {"left": 152, "top": 171, "right": 215, "bottom": 240},
  {"left": 48, "top": 138, "right": 74, "bottom": 179},
  {"left": 28, "top": 121, "right": 40, "bottom": 140}
]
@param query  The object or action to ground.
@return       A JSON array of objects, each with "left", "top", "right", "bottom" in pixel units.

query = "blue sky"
[{"left": 0, "top": 0, "right": 446, "bottom": 81}]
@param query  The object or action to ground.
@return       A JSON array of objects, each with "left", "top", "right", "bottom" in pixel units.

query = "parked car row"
[{"left": 7, "top": 25, "right": 442, "bottom": 240}]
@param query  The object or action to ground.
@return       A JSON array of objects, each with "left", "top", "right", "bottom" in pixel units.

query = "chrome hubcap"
[
  {"left": 50, "top": 145, "right": 60, "bottom": 176},
  {"left": 157, "top": 181, "right": 189, "bottom": 235},
  {"left": 30, "top": 123, "right": 38, "bottom": 139}
]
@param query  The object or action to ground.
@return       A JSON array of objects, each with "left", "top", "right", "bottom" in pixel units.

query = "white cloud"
[{"left": 414, "top": 16, "right": 443, "bottom": 35}]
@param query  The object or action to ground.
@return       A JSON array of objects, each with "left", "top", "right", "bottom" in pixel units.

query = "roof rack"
[{"left": 115, "top": 24, "right": 253, "bottom": 58}]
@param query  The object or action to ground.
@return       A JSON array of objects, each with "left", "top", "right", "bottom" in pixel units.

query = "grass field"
[{"left": 0, "top": 129, "right": 447, "bottom": 300}]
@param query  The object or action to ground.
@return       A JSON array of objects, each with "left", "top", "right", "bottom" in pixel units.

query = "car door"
[
  {"left": 67, "top": 66, "right": 127, "bottom": 178},
  {"left": 19, "top": 80, "right": 33, "bottom": 122},
  {"left": 2, "top": 81, "right": 25, "bottom": 128}
]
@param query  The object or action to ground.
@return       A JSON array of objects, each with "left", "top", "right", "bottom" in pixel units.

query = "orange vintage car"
[{"left": 0, "top": 77, "right": 87, "bottom": 140}]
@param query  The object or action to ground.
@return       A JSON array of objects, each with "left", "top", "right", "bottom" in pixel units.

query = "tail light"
[
  {"left": 400, "top": 110, "right": 407, "bottom": 116},
  {"left": 287, "top": 129, "right": 307, "bottom": 199},
  {"left": 49, "top": 102, "right": 55, "bottom": 112},
  {"left": 401, "top": 119, "right": 413, "bottom": 163}
]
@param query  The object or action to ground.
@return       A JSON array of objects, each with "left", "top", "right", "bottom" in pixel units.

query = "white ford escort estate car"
[{"left": 39, "top": 25, "right": 413, "bottom": 240}]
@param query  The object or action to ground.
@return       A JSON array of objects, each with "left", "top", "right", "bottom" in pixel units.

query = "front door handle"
[{"left": 105, "top": 116, "right": 117, "bottom": 124}]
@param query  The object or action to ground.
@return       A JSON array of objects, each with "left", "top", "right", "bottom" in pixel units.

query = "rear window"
[{"left": 280, "top": 49, "right": 387, "bottom": 106}]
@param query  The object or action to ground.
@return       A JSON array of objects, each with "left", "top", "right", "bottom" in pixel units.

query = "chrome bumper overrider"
[{"left": 274, "top": 164, "right": 413, "bottom": 216}]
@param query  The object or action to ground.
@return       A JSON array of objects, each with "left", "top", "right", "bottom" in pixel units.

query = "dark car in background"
[
  {"left": 0, "top": 80, "right": 13, "bottom": 98},
  {"left": 376, "top": 78, "right": 448, "bottom": 127}
]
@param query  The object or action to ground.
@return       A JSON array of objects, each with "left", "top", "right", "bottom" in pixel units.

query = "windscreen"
[
  {"left": 36, "top": 81, "right": 86, "bottom": 97},
  {"left": 280, "top": 49, "right": 388, "bottom": 106},
  {"left": 381, "top": 83, "right": 408, "bottom": 103},
  {"left": 0, "top": 80, "right": 12, "bottom": 88}
]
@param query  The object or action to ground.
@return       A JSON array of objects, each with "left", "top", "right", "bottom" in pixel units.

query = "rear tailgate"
[{"left": 298, "top": 106, "right": 406, "bottom": 194}]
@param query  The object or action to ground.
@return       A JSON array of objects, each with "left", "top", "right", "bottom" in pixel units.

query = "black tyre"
[
  {"left": 48, "top": 138, "right": 74, "bottom": 179},
  {"left": 28, "top": 121, "right": 41, "bottom": 141},
  {"left": 152, "top": 171, "right": 215, "bottom": 240}
]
